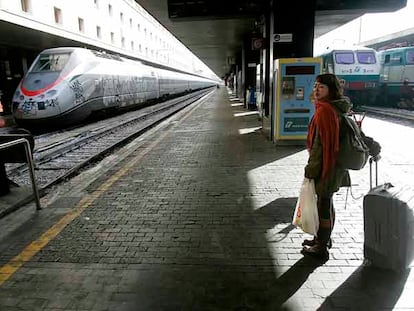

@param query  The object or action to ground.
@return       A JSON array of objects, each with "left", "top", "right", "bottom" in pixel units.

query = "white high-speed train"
[{"left": 12, "top": 47, "right": 216, "bottom": 128}]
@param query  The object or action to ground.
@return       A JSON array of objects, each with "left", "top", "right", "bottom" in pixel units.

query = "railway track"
[
  {"left": 6, "top": 89, "right": 212, "bottom": 196},
  {"left": 361, "top": 105, "right": 414, "bottom": 122}
]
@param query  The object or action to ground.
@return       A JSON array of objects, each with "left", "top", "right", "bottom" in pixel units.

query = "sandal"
[{"left": 302, "top": 237, "right": 332, "bottom": 249}]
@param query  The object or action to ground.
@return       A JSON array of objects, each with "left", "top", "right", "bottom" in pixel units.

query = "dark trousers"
[{"left": 317, "top": 195, "right": 335, "bottom": 245}]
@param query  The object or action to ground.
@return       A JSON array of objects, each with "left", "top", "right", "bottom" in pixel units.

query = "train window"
[
  {"left": 406, "top": 50, "right": 414, "bottom": 65},
  {"left": 31, "top": 53, "right": 70, "bottom": 72},
  {"left": 334, "top": 52, "right": 354, "bottom": 64},
  {"left": 357, "top": 51, "right": 376, "bottom": 64},
  {"left": 390, "top": 53, "right": 403, "bottom": 65}
]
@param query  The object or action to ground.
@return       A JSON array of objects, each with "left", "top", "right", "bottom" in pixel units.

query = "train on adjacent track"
[
  {"left": 11, "top": 47, "right": 217, "bottom": 128},
  {"left": 318, "top": 45, "right": 414, "bottom": 108}
]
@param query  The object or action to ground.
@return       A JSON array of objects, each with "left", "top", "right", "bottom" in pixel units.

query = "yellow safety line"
[{"left": 0, "top": 96, "right": 207, "bottom": 286}]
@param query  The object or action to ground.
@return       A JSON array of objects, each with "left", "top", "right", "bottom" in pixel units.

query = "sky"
[{"left": 314, "top": 0, "right": 414, "bottom": 55}]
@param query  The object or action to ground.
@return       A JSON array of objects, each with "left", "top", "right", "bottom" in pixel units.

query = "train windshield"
[
  {"left": 30, "top": 53, "right": 71, "bottom": 72},
  {"left": 334, "top": 52, "right": 354, "bottom": 64},
  {"left": 406, "top": 50, "right": 414, "bottom": 64},
  {"left": 357, "top": 51, "right": 376, "bottom": 64}
]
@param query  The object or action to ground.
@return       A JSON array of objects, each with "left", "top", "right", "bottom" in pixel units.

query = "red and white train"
[{"left": 12, "top": 47, "right": 216, "bottom": 128}]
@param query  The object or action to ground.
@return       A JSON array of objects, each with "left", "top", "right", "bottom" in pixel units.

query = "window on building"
[
  {"left": 21, "top": 0, "right": 31, "bottom": 13},
  {"left": 78, "top": 18, "right": 84, "bottom": 33},
  {"left": 137, "top": 24, "right": 140, "bottom": 32},
  {"left": 110, "top": 32, "right": 115, "bottom": 44},
  {"left": 121, "top": 37, "right": 125, "bottom": 48},
  {"left": 54, "top": 7, "right": 62, "bottom": 25},
  {"left": 94, "top": 0, "right": 99, "bottom": 9},
  {"left": 108, "top": 4, "right": 112, "bottom": 16},
  {"left": 120, "top": 12, "right": 124, "bottom": 23},
  {"left": 129, "top": 18, "right": 132, "bottom": 28},
  {"left": 139, "top": 44, "right": 142, "bottom": 52},
  {"left": 96, "top": 26, "right": 101, "bottom": 39},
  {"left": 131, "top": 41, "right": 134, "bottom": 50}
]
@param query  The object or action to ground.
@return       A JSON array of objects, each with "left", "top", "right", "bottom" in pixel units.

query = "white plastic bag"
[{"left": 292, "top": 178, "right": 319, "bottom": 236}]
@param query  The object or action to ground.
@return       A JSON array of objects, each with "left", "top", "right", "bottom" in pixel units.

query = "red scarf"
[{"left": 307, "top": 100, "right": 340, "bottom": 181}]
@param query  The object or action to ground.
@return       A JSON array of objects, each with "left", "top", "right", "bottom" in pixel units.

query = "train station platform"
[{"left": 0, "top": 88, "right": 413, "bottom": 310}]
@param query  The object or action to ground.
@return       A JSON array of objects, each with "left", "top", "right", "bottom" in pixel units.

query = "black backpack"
[{"left": 337, "top": 114, "right": 370, "bottom": 170}]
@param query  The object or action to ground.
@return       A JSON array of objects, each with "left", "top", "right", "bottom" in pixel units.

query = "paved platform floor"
[{"left": 0, "top": 88, "right": 413, "bottom": 310}]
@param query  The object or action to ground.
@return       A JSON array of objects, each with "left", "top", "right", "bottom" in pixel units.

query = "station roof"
[
  {"left": 360, "top": 26, "right": 414, "bottom": 50},
  {"left": 135, "top": 0, "right": 407, "bottom": 78}
]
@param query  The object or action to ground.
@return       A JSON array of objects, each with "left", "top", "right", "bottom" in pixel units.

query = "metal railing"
[{"left": 0, "top": 136, "right": 41, "bottom": 210}]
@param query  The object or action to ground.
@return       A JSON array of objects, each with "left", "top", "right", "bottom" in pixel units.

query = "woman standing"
[{"left": 301, "top": 73, "right": 352, "bottom": 259}]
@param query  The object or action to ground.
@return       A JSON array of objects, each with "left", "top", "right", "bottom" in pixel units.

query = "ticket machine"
[{"left": 272, "top": 57, "right": 322, "bottom": 143}]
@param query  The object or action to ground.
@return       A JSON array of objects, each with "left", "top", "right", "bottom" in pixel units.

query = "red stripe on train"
[{"left": 20, "top": 78, "right": 64, "bottom": 97}]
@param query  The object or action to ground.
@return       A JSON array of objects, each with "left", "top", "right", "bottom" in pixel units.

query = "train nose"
[{"left": 13, "top": 87, "right": 63, "bottom": 120}]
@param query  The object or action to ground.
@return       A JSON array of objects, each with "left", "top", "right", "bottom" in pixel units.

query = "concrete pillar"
[
  {"left": 261, "top": 0, "right": 316, "bottom": 139},
  {"left": 273, "top": 0, "right": 316, "bottom": 59},
  {"left": 263, "top": 5, "right": 274, "bottom": 118},
  {"left": 242, "top": 35, "right": 261, "bottom": 110}
]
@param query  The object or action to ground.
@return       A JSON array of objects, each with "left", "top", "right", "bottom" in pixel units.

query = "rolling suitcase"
[{"left": 363, "top": 157, "right": 414, "bottom": 272}]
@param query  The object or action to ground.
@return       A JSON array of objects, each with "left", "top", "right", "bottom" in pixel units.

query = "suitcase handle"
[{"left": 369, "top": 155, "right": 380, "bottom": 190}]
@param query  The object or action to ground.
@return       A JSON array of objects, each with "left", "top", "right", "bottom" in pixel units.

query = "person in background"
[{"left": 301, "top": 73, "right": 352, "bottom": 259}]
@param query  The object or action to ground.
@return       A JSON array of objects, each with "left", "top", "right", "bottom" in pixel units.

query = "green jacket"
[{"left": 305, "top": 97, "right": 352, "bottom": 196}]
